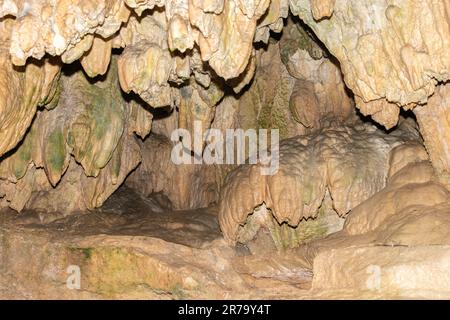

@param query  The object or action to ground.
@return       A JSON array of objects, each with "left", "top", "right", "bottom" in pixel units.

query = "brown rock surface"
[{"left": 0, "top": 188, "right": 312, "bottom": 299}]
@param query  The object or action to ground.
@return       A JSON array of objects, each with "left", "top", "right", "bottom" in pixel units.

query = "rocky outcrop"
[
  {"left": 0, "top": 45, "right": 60, "bottom": 157},
  {"left": 0, "top": 58, "right": 148, "bottom": 213},
  {"left": 344, "top": 149, "right": 450, "bottom": 239},
  {"left": 0, "top": 0, "right": 285, "bottom": 161},
  {"left": 0, "top": 1, "right": 447, "bottom": 159},
  {"left": 0, "top": 0, "right": 447, "bottom": 216},
  {"left": 218, "top": 121, "right": 422, "bottom": 247},
  {"left": 303, "top": 153, "right": 450, "bottom": 298},
  {"left": 289, "top": 0, "right": 450, "bottom": 111},
  {"left": 414, "top": 83, "right": 450, "bottom": 186},
  {"left": 312, "top": 245, "right": 450, "bottom": 299},
  {"left": 0, "top": 0, "right": 449, "bottom": 300}
]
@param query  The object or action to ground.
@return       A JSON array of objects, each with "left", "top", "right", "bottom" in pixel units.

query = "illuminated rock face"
[
  {"left": 289, "top": 0, "right": 450, "bottom": 111},
  {"left": 0, "top": 1, "right": 448, "bottom": 202},
  {"left": 288, "top": 0, "right": 450, "bottom": 184},
  {"left": 218, "top": 121, "right": 422, "bottom": 247},
  {"left": 0, "top": 58, "right": 147, "bottom": 213},
  {"left": 414, "top": 83, "right": 450, "bottom": 186}
]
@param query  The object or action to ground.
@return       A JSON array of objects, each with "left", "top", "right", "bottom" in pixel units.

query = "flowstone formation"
[
  {"left": 0, "top": 0, "right": 300, "bottom": 213},
  {"left": 218, "top": 120, "right": 422, "bottom": 249},
  {"left": 289, "top": 0, "right": 450, "bottom": 183},
  {"left": 124, "top": 12, "right": 356, "bottom": 210},
  {"left": 0, "top": 0, "right": 447, "bottom": 214},
  {"left": 0, "top": 58, "right": 148, "bottom": 213}
]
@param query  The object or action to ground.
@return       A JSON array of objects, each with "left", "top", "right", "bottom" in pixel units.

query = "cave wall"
[
  {"left": 289, "top": 0, "right": 450, "bottom": 182},
  {"left": 0, "top": 0, "right": 448, "bottom": 214}
]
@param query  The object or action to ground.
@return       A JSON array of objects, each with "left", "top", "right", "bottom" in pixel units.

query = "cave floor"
[
  {"left": 0, "top": 187, "right": 315, "bottom": 299},
  {"left": 3, "top": 187, "right": 449, "bottom": 299}
]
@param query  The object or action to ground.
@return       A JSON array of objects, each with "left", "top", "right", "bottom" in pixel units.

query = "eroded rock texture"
[
  {"left": 0, "top": 0, "right": 449, "bottom": 300},
  {"left": 0, "top": 58, "right": 149, "bottom": 213},
  {"left": 301, "top": 147, "right": 450, "bottom": 298},
  {"left": 0, "top": 1, "right": 447, "bottom": 165},
  {"left": 218, "top": 121, "right": 422, "bottom": 248},
  {"left": 289, "top": 0, "right": 450, "bottom": 181},
  {"left": 414, "top": 83, "right": 450, "bottom": 186},
  {"left": 0, "top": 0, "right": 447, "bottom": 214},
  {"left": 290, "top": 0, "right": 450, "bottom": 110},
  {"left": 126, "top": 134, "right": 217, "bottom": 210}
]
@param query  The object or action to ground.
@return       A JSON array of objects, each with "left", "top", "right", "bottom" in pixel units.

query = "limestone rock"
[
  {"left": 126, "top": 134, "right": 217, "bottom": 210},
  {"left": 290, "top": 0, "right": 450, "bottom": 118},
  {"left": 219, "top": 123, "right": 419, "bottom": 245},
  {"left": 0, "top": 53, "right": 60, "bottom": 157},
  {"left": 312, "top": 245, "right": 450, "bottom": 299},
  {"left": 0, "top": 57, "right": 147, "bottom": 213},
  {"left": 309, "top": 0, "right": 335, "bottom": 20},
  {"left": 9, "top": 0, "right": 130, "bottom": 66},
  {"left": 118, "top": 41, "right": 174, "bottom": 108},
  {"left": 80, "top": 35, "right": 113, "bottom": 77},
  {"left": 0, "top": 0, "right": 449, "bottom": 300},
  {"left": 344, "top": 160, "right": 450, "bottom": 236},
  {"left": 414, "top": 83, "right": 450, "bottom": 186}
]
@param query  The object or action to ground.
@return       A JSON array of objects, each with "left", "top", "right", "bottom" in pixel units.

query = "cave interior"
[{"left": 0, "top": 0, "right": 449, "bottom": 299}]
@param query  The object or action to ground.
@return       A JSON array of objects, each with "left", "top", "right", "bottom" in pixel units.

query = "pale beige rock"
[
  {"left": 277, "top": 18, "right": 355, "bottom": 131},
  {"left": 236, "top": 40, "right": 300, "bottom": 139},
  {"left": 125, "top": 0, "right": 166, "bottom": 15},
  {"left": 1, "top": 0, "right": 274, "bottom": 84},
  {"left": 232, "top": 252, "right": 312, "bottom": 284},
  {"left": 166, "top": 0, "right": 195, "bottom": 53},
  {"left": 118, "top": 42, "right": 174, "bottom": 108},
  {"left": 177, "top": 80, "right": 223, "bottom": 147},
  {"left": 219, "top": 123, "right": 418, "bottom": 245},
  {"left": 414, "top": 83, "right": 450, "bottom": 185},
  {"left": 0, "top": 53, "right": 60, "bottom": 157},
  {"left": 0, "top": 0, "right": 449, "bottom": 300},
  {"left": 126, "top": 134, "right": 217, "bottom": 210},
  {"left": 9, "top": 0, "right": 130, "bottom": 66},
  {"left": 290, "top": 0, "right": 450, "bottom": 114},
  {"left": 0, "top": 211, "right": 312, "bottom": 299},
  {"left": 288, "top": 0, "right": 450, "bottom": 178},
  {"left": 204, "top": 0, "right": 269, "bottom": 80},
  {"left": 0, "top": 57, "right": 146, "bottom": 213},
  {"left": 312, "top": 245, "right": 450, "bottom": 299},
  {"left": 355, "top": 97, "right": 400, "bottom": 130},
  {"left": 309, "top": 0, "right": 335, "bottom": 20},
  {"left": 254, "top": 0, "right": 289, "bottom": 43},
  {"left": 344, "top": 161, "right": 450, "bottom": 236},
  {"left": 61, "top": 35, "right": 94, "bottom": 64},
  {"left": 387, "top": 142, "right": 430, "bottom": 179},
  {"left": 374, "top": 202, "right": 450, "bottom": 246},
  {"left": 80, "top": 36, "right": 113, "bottom": 77}
]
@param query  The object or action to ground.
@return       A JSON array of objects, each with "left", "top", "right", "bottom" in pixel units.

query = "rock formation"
[
  {"left": 218, "top": 120, "right": 422, "bottom": 248},
  {"left": 0, "top": 57, "right": 146, "bottom": 213}
]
